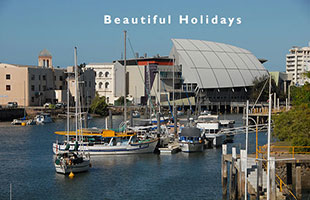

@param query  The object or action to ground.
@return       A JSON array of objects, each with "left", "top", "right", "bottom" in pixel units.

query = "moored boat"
[
  {"left": 178, "top": 127, "right": 204, "bottom": 153},
  {"left": 35, "top": 113, "right": 53, "bottom": 124},
  {"left": 53, "top": 128, "right": 158, "bottom": 155},
  {"left": 54, "top": 149, "right": 90, "bottom": 174}
]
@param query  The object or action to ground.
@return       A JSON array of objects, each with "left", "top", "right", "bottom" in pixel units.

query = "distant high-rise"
[{"left": 286, "top": 44, "right": 310, "bottom": 85}]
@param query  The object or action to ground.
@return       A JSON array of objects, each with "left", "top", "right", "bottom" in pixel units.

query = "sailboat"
[
  {"left": 53, "top": 33, "right": 158, "bottom": 155},
  {"left": 54, "top": 47, "right": 90, "bottom": 174}
]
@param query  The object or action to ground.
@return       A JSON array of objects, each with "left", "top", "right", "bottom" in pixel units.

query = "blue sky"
[{"left": 0, "top": 0, "right": 309, "bottom": 71}]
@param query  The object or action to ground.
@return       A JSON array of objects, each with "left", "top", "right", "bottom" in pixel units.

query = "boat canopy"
[
  {"left": 54, "top": 128, "right": 136, "bottom": 138},
  {"left": 180, "top": 127, "right": 201, "bottom": 137}
]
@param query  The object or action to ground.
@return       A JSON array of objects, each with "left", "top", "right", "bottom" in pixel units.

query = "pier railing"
[
  {"left": 259, "top": 153, "right": 298, "bottom": 200},
  {"left": 258, "top": 145, "right": 310, "bottom": 158}
]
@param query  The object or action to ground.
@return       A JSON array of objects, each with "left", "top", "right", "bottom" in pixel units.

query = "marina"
[{"left": 0, "top": 114, "right": 262, "bottom": 199}]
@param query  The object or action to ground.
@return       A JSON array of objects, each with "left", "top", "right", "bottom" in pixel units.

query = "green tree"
[
  {"left": 273, "top": 104, "right": 310, "bottom": 146},
  {"left": 273, "top": 72, "right": 310, "bottom": 146},
  {"left": 250, "top": 75, "right": 284, "bottom": 102},
  {"left": 114, "top": 96, "right": 131, "bottom": 106},
  {"left": 90, "top": 93, "right": 108, "bottom": 116}
]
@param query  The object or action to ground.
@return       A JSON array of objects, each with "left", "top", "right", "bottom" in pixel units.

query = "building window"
[
  {"left": 43, "top": 75, "right": 46, "bottom": 80},
  {"left": 105, "top": 71, "right": 109, "bottom": 77},
  {"left": 105, "top": 82, "right": 109, "bottom": 89},
  {"left": 99, "top": 72, "right": 103, "bottom": 77},
  {"left": 60, "top": 76, "right": 63, "bottom": 81},
  {"left": 39, "top": 85, "right": 41, "bottom": 91},
  {"left": 31, "top": 74, "right": 35, "bottom": 80},
  {"left": 54, "top": 76, "right": 56, "bottom": 81},
  {"left": 47, "top": 60, "right": 49, "bottom": 67},
  {"left": 31, "top": 85, "right": 35, "bottom": 91},
  {"left": 43, "top": 85, "right": 46, "bottom": 91},
  {"left": 31, "top": 97, "right": 34, "bottom": 102},
  {"left": 59, "top": 86, "right": 63, "bottom": 90},
  {"left": 89, "top": 81, "right": 91, "bottom": 87},
  {"left": 99, "top": 82, "right": 103, "bottom": 89},
  {"left": 39, "top": 75, "right": 41, "bottom": 80},
  {"left": 6, "top": 74, "right": 10, "bottom": 80},
  {"left": 6, "top": 85, "right": 11, "bottom": 91}
]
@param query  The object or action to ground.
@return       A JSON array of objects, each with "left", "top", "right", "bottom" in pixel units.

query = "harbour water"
[{"left": 0, "top": 114, "right": 267, "bottom": 200}]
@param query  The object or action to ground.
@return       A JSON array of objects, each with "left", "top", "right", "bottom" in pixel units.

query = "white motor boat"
[
  {"left": 35, "top": 113, "right": 53, "bottom": 124},
  {"left": 196, "top": 115, "right": 224, "bottom": 147},
  {"left": 179, "top": 127, "right": 204, "bottom": 152}
]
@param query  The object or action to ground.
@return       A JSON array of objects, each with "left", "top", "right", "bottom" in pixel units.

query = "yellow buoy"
[
  {"left": 21, "top": 122, "right": 26, "bottom": 126},
  {"left": 68, "top": 171, "right": 74, "bottom": 178}
]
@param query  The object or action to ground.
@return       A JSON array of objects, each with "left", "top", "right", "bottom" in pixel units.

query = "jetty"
[{"left": 221, "top": 144, "right": 310, "bottom": 199}]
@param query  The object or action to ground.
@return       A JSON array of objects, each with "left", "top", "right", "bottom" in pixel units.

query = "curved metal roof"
[{"left": 170, "top": 39, "right": 268, "bottom": 89}]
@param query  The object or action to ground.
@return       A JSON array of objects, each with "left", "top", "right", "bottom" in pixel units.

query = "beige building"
[
  {"left": 286, "top": 44, "right": 310, "bottom": 85},
  {"left": 0, "top": 49, "right": 66, "bottom": 106},
  {"left": 66, "top": 65, "right": 96, "bottom": 107}
]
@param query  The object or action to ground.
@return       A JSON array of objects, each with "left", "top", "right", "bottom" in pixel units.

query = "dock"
[
  {"left": 159, "top": 143, "right": 180, "bottom": 154},
  {"left": 221, "top": 144, "right": 310, "bottom": 199}
]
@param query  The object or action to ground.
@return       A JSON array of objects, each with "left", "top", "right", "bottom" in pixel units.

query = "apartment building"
[{"left": 286, "top": 45, "right": 310, "bottom": 85}]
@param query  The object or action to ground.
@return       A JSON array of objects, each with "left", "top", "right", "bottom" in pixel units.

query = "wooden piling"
[
  {"left": 232, "top": 147, "right": 237, "bottom": 199},
  {"left": 296, "top": 165, "right": 302, "bottom": 199},
  {"left": 222, "top": 144, "right": 228, "bottom": 199},
  {"left": 237, "top": 158, "right": 242, "bottom": 199}
]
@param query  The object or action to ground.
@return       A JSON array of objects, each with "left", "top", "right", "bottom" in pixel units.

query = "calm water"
[{"left": 0, "top": 114, "right": 267, "bottom": 200}]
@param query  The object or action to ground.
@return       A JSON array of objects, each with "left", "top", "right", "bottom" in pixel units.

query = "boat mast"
[
  {"left": 67, "top": 73, "right": 70, "bottom": 142},
  {"left": 124, "top": 30, "right": 127, "bottom": 128},
  {"left": 74, "top": 47, "right": 78, "bottom": 141},
  {"left": 267, "top": 74, "right": 272, "bottom": 200}
]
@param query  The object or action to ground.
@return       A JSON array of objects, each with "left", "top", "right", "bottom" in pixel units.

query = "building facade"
[
  {"left": 286, "top": 45, "right": 310, "bottom": 85},
  {"left": 66, "top": 66, "right": 96, "bottom": 107},
  {"left": 86, "top": 62, "right": 124, "bottom": 104}
]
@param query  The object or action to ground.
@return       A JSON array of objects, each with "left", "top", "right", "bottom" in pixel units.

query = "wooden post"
[
  {"left": 257, "top": 153, "right": 263, "bottom": 199},
  {"left": 296, "top": 165, "right": 302, "bottom": 199},
  {"left": 229, "top": 161, "right": 233, "bottom": 199},
  {"left": 238, "top": 158, "right": 242, "bottom": 199},
  {"left": 222, "top": 144, "right": 228, "bottom": 199},
  {"left": 270, "top": 157, "right": 276, "bottom": 200},
  {"left": 232, "top": 147, "right": 237, "bottom": 199}
]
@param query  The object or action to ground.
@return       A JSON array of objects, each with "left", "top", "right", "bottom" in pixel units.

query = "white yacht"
[
  {"left": 53, "top": 128, "right": 158, "bottom": 155},
  {"left": 196, "top": 114, "right": 225, "bottom": 147},
  {"left": 179, "top": 127, "right": 204, "bottom": 152},
  {"left": 35, "top": 113, "right": 53, "bottom": 124}
]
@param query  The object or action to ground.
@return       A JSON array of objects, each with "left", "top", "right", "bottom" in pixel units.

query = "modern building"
[
  {"left": 115, "top": 39, "right": 268, "bottom": 112},
  {"left": 270, "top": 72, "right": 292, "bottom": 95},
  {"left": 85, "top": 63, "right": 124, "bottom": 104},
  {"left": 170, "top": 39, "right": 268, "bottom": 110},
  {"left": 116, "top": 56, "right": 178, "bottom": 106},
  {"left": 0, "top": 49, "right": 67, "bottom": 106},
  {"left": 286, "top": 45, "right": 310, "bottom": 85}
]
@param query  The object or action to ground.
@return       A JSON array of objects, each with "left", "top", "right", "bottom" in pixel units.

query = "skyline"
[{"left": 0, "top": 0, "right": 309, "bottom": 71}]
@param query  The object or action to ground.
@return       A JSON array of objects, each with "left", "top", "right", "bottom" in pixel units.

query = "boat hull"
[
  {"left": 179, "top": 142, "right": 204, "bottom": 153},
  {"left": 55, "top": 159, "right": 90, "bottom": 174},
  {"left": 53, "top": 140, "right": 158, "bottom": 155}
]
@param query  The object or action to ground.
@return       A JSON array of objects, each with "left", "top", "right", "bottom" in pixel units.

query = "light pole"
[{"left": 248, "top": 116, "right": 259, "bottom": 159}]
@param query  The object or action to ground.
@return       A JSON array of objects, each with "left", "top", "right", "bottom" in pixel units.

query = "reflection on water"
[{"left": 0, "top": 114, "right": 267, "bottom": 200}]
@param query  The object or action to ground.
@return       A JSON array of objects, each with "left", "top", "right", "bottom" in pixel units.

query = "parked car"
[
  {"left": 7, "top": 102, "right": 18, "bottom": 108},
  {"left": 44, "top": 103, "right": 51, "bottom": 108},
  {"left": 55, "top": 102, "right": 66, "bottom": 109}
]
